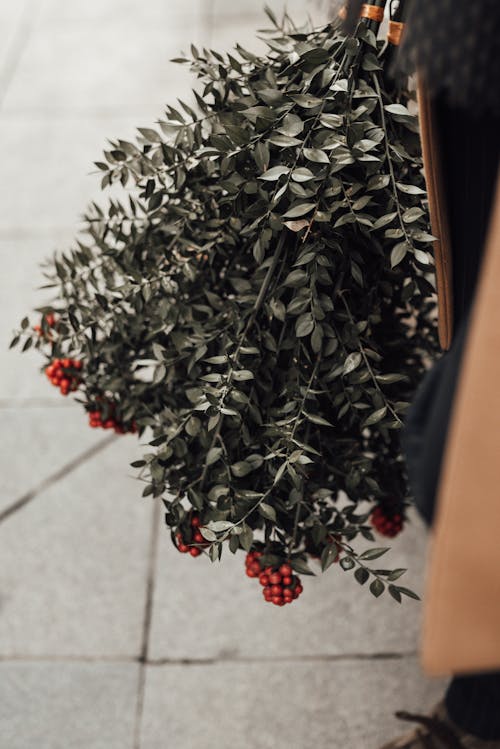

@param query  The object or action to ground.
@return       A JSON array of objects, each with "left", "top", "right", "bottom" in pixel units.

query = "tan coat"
[{"left": 417, "top": 82, "right": 500, "bottom": 676}]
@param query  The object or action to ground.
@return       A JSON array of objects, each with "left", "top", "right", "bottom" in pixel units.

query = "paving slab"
[
  {"left": 0, "top": 406, "right": 104, "bottom": 514},
  {"left": 0, "top": 660, "right": 139, "bottom": 749},
  {"left": 2, "top": 25, "right": 199, "bottom": 117},
  {"left": 212, "top": 0, "right": 329, "bottom": 23},
  {"left": 0, "top": 236, "right": 74, "bottom": 401},
  {"left": 0, "top": 435, "right": 154, "bottom": 657},
  {"left": 148, "top": 506, "right": 429, "bottom": 660},
  {"left": 40, "top": 0, "right": 205, "bottom": 26},
  {"left": 139, "top": 657, "right": 448, "bottom": 749},
  {"left": 0, "top": 116, "right": 149, "bottom": 233}
]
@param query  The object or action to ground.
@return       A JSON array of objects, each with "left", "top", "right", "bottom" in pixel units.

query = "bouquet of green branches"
[{"left": 12, "top": 3, "right": 438, "bottom": 607}]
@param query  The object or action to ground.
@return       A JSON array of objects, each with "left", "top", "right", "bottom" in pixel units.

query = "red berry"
[
  {"left": 246, "top": 568, "right": 258, "bottom": 578},
  {"left": 189, "top": 547, "right": 202, "bottom": 557},
  {"left": 282, "top": 576, "right": 292, "bottom": 586},
  {"left": 270, "top": 585, "right": 282, "bottom": 596},
  {"left": 371, "top": 505, "right": 404, "bottom": 537},
  {"left": 279, "top": 564, "right": 292, "bottom": 577},
  {"left": 178, "top": 544, "right": 189, "bottom": 553},
  {"left": 191, "top": 516, "right": 201, "bottom": 528},
  {"left": 193, "top": 531, "right": 204, "bottom": 544},
  {"left": 259, "top": 574, "right": 270, "bottom": 587},
  {"left": 269, "top": 573, "right": 282, "bottom": 585}
]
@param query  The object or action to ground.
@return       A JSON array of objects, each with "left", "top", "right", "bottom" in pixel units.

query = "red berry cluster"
[
  {"left": 175, "top": 514, "right": 208, "bottom": 557},
  {"left": 34, "top": 312, "right": 57, "bottom": 339},
  {"left": 45, "top": 358, "right": 82, "bottom": 396},
  {"left": 370, "top": 505, "right": 404, "bottom": 537},
  {"left": 88, "top": 401, "right": 137, "bottom": 435},
  {"left": 245, "top": 552, "right": 303, "bottom": 606},
  {"left": 245, "top": 549, "right": 264, "bottom": 578}
]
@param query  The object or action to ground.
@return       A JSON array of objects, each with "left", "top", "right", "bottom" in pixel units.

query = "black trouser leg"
[{"left": 401, "top": 94, "right": 500, "bottom": 739}]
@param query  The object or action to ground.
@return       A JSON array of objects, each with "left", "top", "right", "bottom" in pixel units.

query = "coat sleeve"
[{"left": 420, "top": 170, "right": 500, "bottom": 676}]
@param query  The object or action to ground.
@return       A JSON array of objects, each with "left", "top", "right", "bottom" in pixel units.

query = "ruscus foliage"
[{"left": 13, "top": 9, "right": 439, "bottom": 603}]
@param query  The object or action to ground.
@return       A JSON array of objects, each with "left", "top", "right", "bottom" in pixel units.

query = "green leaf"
[
  {"left": 373, "top": 212, "right": 397, "bottom": 230},
  {"left": 303, "top": 148, "right": 329, "bottom": 164},
  {"left": 291, "top": 558, "right": 315, "bottom": 576},
  {"left": 387, "top": 568, "right": 407, "bottom": 581},
  {"left": 231, "top": 460, "right": 255, "bottom": 477},
  {"left": 384, "top": 103, "right": 411, "bottom": 118},
  {"left": 358, "top": 547, "right": 389, "bottom": 561},
  {"left": 259, "top": 502, "right": 277, "bottom": 521},
  {"left": 295, "top": 314, "right": 314, "bottom": 337},
  {"left": 354, "top": 567, "right": 370, "bottom": 585},
  {"left": 396, "top": 182, "right": 426, "bottom": 195},
  {"left": 363, "top": 407, "right": 387, "bottom": 427},
  {"left": 414, "top": 249, "right": 431, "bottom": 265},
  {"left": 207, "top": 520, "right": 235, "bottom": 532},
  {"left": 396, "top": 586, "right": 421, "bottom": 601},
  {"left": 290, "top": 94, "right": 323, "bottom": 108},
  {"left": 233, "top": 369, "right": 254, "bottom": 381},
  {"left": 343, "top": 352, "right": 362, "bottom": 375},
  {"left": 200, "top": 527, "right": 217, "bottom": 542},
  {"left": 340, "top": 556, "right": 355, "bottom": 571},
  {"left": 282, "top": 203, "right": 316, "bottom": 219},
  {"left": 291, "top": 167, "right": 315, "bottom": 183},
  {"left": 388, "top": 585, "right": 402, "bottom": 603},
  {"left": 206, "top": 447, "right": 223, "bottom": 466},
  {"left": 258, "top": 165, "right": 290, "bottom": 181},
  {"left": 268, "top": 134, "right": 302, "bottom": 147},
  {"left": 303, "top": 412, "right": 333, "bottom": 427},
  {"left": 402, "top": 207, "right": 424, "bottom": 223},
  {"left": 391, "top": 242, "right": 409, "bottom": 268},
  {"left": 369, "top": 579, "right": 385, "bottom": 597},
  {"left": 277, "top": 113, "right": 304, "bottom": 137},
  {"left": 321, "top": 543, "right": 340, "bottom": 571},
  {"left": 138, "top": 127, "right": 162, "bottom": 142},
  {"left": 239, "top": 523, "right": 254, "bottom": 551}
]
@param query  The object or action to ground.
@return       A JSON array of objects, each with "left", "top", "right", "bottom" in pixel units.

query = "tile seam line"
[
  {"left": 133, "top": 499, "right": 162, "bottom": 749},
  {"left": 0, "top": 433, "right": 117, "bottom": 525},
  {"left": 0, "top": 0, "right": 39, "bottom": 111},
  {"left": 0, "top": 651, "right": 419, "bottom": 665}
]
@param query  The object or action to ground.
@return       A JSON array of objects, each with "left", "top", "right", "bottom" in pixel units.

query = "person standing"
[{"left": 345, "top": 1, "right": 500, "bottom": 746}]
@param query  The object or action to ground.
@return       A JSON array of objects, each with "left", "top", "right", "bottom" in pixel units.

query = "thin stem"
[{"left": 339, "top": 292, "right": 402, "bottom": 425}]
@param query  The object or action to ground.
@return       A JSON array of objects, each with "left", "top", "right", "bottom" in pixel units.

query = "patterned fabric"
[
  {"left": 398, "top": 0, "right": 500, "bottom": 113},
  {"left": 343, "top": 0, "right": 500, "bottom": 113}
]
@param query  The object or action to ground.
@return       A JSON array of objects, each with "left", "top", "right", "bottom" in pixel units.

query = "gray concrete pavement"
[{"left": 0, "top": 1, "right": 447, "bottom": 747}]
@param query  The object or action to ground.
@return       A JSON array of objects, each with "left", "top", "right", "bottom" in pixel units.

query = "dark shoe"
[{"left": 378, "top": 699, "right": 500, "bottom": 748}]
